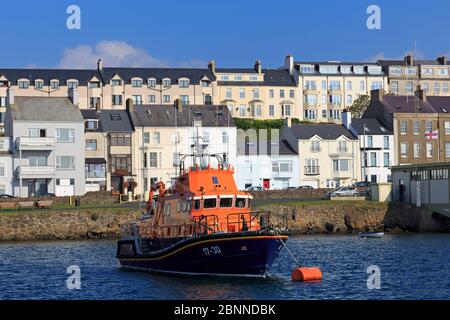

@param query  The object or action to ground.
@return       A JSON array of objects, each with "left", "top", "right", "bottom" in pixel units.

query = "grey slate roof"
[
  {"left": 130, "top": 104, "right": 235, "bottom": 128},
  {"left": 351, "top": 118, "right": 392, "bottom": 135},
  {"left": 0, "top": 69, "right": 101, "bottom": 85},
  {"left": 289, "top": 124, "right": 357, "bottom": 140},
  {"left": 81, "top": 109, "right": 134, "bottom": 133},
  {"left": 379, "top": 95, "right": 436, "bottom": 114},
  {"left": 425, "top": 96, "right": 450, "bottom": 113},
  {"left": 217, "top": 68, "right": 297, "bottom": 87},
  {"left": 102, "top": 67, "right": 215, "bottom": 84},
  {"left": 11, "top": 97, "right": 83, "bottom": 122}
]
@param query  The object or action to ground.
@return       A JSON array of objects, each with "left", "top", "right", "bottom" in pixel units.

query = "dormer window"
[
  {"left": 111, "top": 79, "right": 122, "bottom": 86},
  {"left": 89, "top": 81, "right": 100, "bottom": 88},
  {"left": 147, "top": 78, "right": 156, "bottom": 88},
  {"left": 35, "top": 80, "right": 44, "bottom": 89},
  {"left": 201, "top": 80, "right": 209, "bottom": 87},
  {"left": 235, "top": 75, "right": 243, "bottom": 81},
  {"left": 131, "top": 79, "right": 143, "bottom": 87},
  {"left": 50, "top": 80, "right": 59, "bottom": 89},
  {"left": 67, "top": 81, "right": 78, "bottom": 89},
  {"left": 249, "top": 75, "right": 258, "bottom": 81},
  {"left": 18, "top": 79, "right": 29, "bottom": 89},
  {"left": 162, "top": 78, "right": 171, "bottom": 88},
  {"left": 110, "top": 113, "right": 122, "bottom": 121},
  {"left": 179, "top": 79, "right": 189, "bottom": 88},
  {"left": 85, "top": 120, "right": 99, "bottom": 130}
]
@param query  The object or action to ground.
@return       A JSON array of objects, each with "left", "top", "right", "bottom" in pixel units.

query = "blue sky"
[{"left": 3, "top": 0, "right": 450, "bottom": 69}]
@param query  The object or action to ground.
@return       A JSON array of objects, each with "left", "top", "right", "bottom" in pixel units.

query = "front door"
[{"left": 263, "top": 179, "right": 270, "bottom": 189}]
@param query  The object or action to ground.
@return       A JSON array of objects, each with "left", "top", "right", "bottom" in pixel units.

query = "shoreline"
[{"left": 1, "top": 201, "right": 449, "bottom": 242}]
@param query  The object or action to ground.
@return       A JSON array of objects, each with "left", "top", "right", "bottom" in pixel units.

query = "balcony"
[
  {"left": 16, "top": 166, "right": 55, "bottom": 178},
  {"left": 16, "top": 137, "right": 55, "bottom": 150},
  {"left": 304, "top": 166, "right": 320, "bottom": 175},
  {"left": 328, "top": 87, "right": 342, "bottom": 93},
  {"left": 272, "top": 170, "right": 293, "bottom": 178},
  {"left": 303, "top": 87, "right": 317, "bottom": 93}
]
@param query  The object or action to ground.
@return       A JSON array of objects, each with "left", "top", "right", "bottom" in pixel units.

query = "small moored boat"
[{"left": 360, "top": 231, "right": 384, "bottom": 238}]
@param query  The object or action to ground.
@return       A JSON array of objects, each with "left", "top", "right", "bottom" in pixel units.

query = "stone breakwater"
[
  {"left": 0, "top": 209, "right": 142, "bottom": 241},
  {"left": 266, "top": 203, "right": 450, "bottom": 234},
  {"left": 0, "top": 203, "right": 449, "bottom": 242}
]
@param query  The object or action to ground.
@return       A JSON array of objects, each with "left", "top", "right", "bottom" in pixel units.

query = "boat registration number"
[{"left": 202, "top": 245, "right": 221, "bottom": 256}]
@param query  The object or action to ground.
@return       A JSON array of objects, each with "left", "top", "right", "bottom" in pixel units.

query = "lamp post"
[{"left": 363, "top": 123, "right": 367, "bottom": 182}]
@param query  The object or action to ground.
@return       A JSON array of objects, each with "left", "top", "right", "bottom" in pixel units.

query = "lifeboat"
[{"left": 116, "top": 153, "right": 288, "bottom": 278}]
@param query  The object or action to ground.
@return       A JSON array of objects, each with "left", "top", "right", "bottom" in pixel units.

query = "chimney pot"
[
  {"left": 7, "top": 88, "right": 14, "bottom": 106},
  {"left": 126, "top": 98, "right": 134, "bottom": 113},
  {"left": 370, "top": 89, "right": 384, "bottom": 102},
  {"left": 416, "top": 85, "right": 426, "bottom": 101},
  {"left": 97, "top": 59, "right": 103, "bottom": 71},
  {"left": 437, "top": 56, "right": 448, "bottom": 65},
  {"left": 254, "top": 60, "right": 262, "bottom": 74},
  {"left": 404, "top": 54, "right": 413, "bottom": 66},
  {"left": 68, "top": 87, "right": 79, "bottom": 106},
  {"left": 208, "top": 60, "right": 216, "bottom": 74}
]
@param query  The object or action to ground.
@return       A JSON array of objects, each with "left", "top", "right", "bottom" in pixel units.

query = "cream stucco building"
[
  {"left": 210, "top": 59, "right": 300, "bottom": 120},
  {"left": 282, "top": 123, "right": 361, "bottom": 188},
  {"left": 293, "top": 59, "right": 388, "bottom": 123}
]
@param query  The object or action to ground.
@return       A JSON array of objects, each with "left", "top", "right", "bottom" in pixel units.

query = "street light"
[{"left": 363, "top": 123, "right": 368, "bottom": 182}]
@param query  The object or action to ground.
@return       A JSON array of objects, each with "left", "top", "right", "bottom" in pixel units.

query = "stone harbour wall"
[
  {"left": 0, "top": 209, "right": 141, "bottom": 241},
  {"left": 266, "top": 203, "right": 450, "bottom": 234},
  {"left": 0, "top": 202, "right": 449, "bottom": 242}
]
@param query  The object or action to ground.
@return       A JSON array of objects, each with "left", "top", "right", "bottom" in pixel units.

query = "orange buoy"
[{"left": 291, "top": 267, "right": 323, "bottom": 282}]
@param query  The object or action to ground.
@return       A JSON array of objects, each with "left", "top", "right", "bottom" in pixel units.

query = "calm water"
[{"left": 0, "top": 234, "right": 449, "bottom": 300}]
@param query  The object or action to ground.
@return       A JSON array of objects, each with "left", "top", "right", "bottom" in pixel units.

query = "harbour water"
[{"left": 0, "top": 234, "right": 449, "bottom": 300}]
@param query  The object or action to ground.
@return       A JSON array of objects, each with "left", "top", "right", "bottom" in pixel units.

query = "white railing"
[
  {"left": 17, "top": 137, "right": 55, "bottom": 148},
  {"left": 18, "top": 166, "right": 55, "bottom": 175}
]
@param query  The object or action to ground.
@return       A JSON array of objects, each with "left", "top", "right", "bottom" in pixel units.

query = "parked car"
[
  {"left": 331, "top": 186, "right": 358, "bottom": 197},
  {"left": 245, "top": 186, "right": 265, "bottom": 191},
  {"left": 0, "top": 194, "right": 15, "bottom": 199},
  {"left": 298, "top": 185, "right": 314, "bottom": 190},
  {"left": 352, "top": 181, "right": 370, "bottom": 196},
  {"left": 283, "top": 186, "right": 297, "bottom": 190},
  {"left": 327, "top": 187, "right": 343, "bottom": 197}
]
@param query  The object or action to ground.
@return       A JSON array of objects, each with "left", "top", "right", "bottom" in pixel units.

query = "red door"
[{"left": 263, "top": 179, "right": 270, "bottom": 189}]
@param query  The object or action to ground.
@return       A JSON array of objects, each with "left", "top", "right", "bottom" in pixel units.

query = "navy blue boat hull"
[{"left": 117, "top": 232, "right": 287, "bottom": 277}]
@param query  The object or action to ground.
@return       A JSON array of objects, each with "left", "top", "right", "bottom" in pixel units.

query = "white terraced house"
[{"left": 4, "top": 89, "right": 85, "bottom": 197}]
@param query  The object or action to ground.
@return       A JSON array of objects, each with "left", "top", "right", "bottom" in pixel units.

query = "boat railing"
[
  {"left": 226, "top": 211, "right": 270, "bottom": 233},
  {"left": 192, "top": 215, "right": 219, "bottom": 235},
  {"left": 120, "top": 223, "right": 140, "bottom": 238}
]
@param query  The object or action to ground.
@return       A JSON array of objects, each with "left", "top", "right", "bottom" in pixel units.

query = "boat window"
[
  {"left": 212, "top": 176, "right": 219, "bottom": 185},
  {"left": 247, "top": 199, "right": 251, "bottom": 208},
  {"left": 204, "top": 198, "right": 217, "bottom": 209},
  {"left": 164, "top": 203, "right": 171, "bottom": 216},
  {"left": 194, "top": 199, "right": 201, "bottom": 210},
  {"left": 185, "top": 201, "right": 191, "bottom": 212},
  {"left": 220, "top": 198, "right": 233, "bottom": 208},
  {"left": 235, "top": 197, "right": 246, "bottom": 208},
  {"left": 177, "top": 201, "right": 182, "bottom": 213}
]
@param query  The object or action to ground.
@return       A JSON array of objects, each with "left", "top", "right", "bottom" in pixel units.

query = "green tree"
[{"left": 349, "top": 95, "right": 371, "bottom": 118}]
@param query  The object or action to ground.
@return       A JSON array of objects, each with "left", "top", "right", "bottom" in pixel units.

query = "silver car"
[{"left": 332, "top": 186, "right": 358, "bottom": 197}]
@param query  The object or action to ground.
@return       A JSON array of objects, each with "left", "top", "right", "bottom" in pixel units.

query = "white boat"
[{"left": 360, "top": 232, "right": 384, "bottom": 238}]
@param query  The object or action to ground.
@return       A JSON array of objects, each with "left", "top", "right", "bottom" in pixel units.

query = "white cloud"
[
  {"left": 366, "top": 51, "right": 425, "bottom": 62},
  {"left": 57, "top": 40, "right": 206, "bottom": 69}
]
